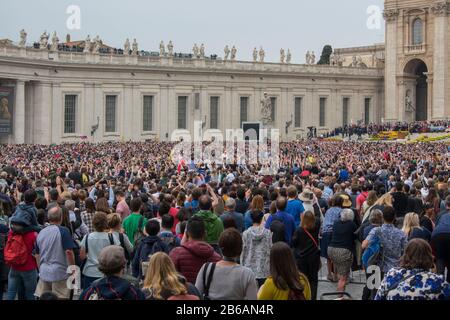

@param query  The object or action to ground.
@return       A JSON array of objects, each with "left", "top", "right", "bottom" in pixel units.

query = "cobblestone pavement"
[{"left": 317, "top": 258, "right": 365, "bottom": 300}]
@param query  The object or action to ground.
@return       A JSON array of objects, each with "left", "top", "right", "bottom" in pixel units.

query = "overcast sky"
[{"left": 1, "top": 0, "right": 385, "bottom": 63}]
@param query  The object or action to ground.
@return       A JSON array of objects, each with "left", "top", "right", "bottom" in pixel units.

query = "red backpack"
[{"left": 4, "top": 233, "right": 29, "bottom": 267}]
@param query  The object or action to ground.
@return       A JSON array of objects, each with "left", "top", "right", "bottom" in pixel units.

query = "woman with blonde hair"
[
  {"left": 142, "top": 252, "right": 200, "bottom": 300},
  {"left": 244, "top": 195, "right": 264, "bottom": 230},
  {"left": 402, "top": 212, "right": 431, "bottom": 242}
]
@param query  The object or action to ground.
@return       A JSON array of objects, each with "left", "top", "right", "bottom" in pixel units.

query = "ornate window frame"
[{"left": 404, "top": 8, "right": 427, "bottom": 54}]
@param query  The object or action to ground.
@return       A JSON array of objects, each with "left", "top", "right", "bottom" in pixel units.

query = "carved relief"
[
  {"left": 431, "top": 1, "right": 449, "bottom": 15},
  {"left": 383, "top": 9, "right": 399, "bottom": 21}
]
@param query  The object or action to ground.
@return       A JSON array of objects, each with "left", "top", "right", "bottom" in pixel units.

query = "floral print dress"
[{"left": 375, "top": 267, "right": 450, "bottom": 300}]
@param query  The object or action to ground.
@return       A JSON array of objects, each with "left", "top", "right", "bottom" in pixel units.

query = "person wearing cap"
[
  {"left": 220, "top": 198, "right": 244, "bottom": 233},
  {"left": 80, "top": 245, "right": 145, "bottom": 300},
  {"left": 299, "top": 189, "right": 315, "bottom": 218}
]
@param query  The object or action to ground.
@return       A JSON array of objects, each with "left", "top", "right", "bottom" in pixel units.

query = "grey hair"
[
  {"left": 65, "top": 199, "right": 76, "bottom": 211},
  {"left": 48, "top": 207, "right": 62, "bottom": 223},
  {"left": 225, "top": 198, "right": 236, "bottom": 209},
  {"left": 340, "top": 208, "right": 354, "bottom": 222}
]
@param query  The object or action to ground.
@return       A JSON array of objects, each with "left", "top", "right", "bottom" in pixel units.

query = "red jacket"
[{"left": 169, "top": 240, "right": 221, "bottom": 284}]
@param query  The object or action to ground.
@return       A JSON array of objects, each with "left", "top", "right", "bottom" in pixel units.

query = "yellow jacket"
[{"left": 257, "top": 275, "right": 311, "bottom": 300}]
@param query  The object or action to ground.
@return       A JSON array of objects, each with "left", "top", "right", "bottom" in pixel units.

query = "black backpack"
[
  {"left": 201, "top": 262, "right": 216, "bottom": 300},
  {"left": 133, "top": 216, "right": 145, "bottom": 248}
]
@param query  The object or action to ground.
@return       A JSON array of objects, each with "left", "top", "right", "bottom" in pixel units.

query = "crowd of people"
[
  {"left": 326, "top": 120, "right": 450, "bottom": 138},
  {"left": 0, "top": 139, "right": 449, "bottom": 300}
]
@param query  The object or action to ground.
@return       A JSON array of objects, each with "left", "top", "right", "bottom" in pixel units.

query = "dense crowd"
[
  {"left": 0, "top": 139, "right": 449, "bottom": 300},
  {"left": 326, "top": 120, "right": 450, "bottom": 138}
]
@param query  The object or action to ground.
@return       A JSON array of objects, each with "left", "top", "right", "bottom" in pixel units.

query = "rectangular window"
[
  {"left": 270, "top": 97, "right": 277, "bottom": 122},
  {"left": 105, "top": 95, "right": 117, "bottom": 133},
  {"left": 342, "top": 97, "right": 349, "bottom": 126},
  {"left": 64, "top": 95, "right": 77, "bottom": 134},
  {"left": 143, "top": 95, "right": 153, "bottom": 131},
  {"left": 294, "top": 97, "right": 302, "bottom": 127},
  {"left": 365, "top": 98, "right": 371, "bottom": 125},
  {"left": 210, "top": 96, "right": 219, "bottom": 129},
  {"left": 319, "top": 97, "right": 326, "bottom": 127},
  {"left": 240, "top": 97, "right": 248, "bottom": 127},
  {"left": 177, "top": 96, "right": 187, "bottom": 129}
]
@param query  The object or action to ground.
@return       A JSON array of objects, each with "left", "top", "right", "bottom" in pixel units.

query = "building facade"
[
  {"left": 0, "top": 48, "right": 383, "bottom": 144},
  {"left": 0, "top": 0, "right": 448, "bottom": 145},
  {"left": 384, "top": 0, "right": 450, "bottom": 123}
]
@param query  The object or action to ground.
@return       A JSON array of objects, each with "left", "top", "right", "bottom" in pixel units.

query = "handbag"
[{"left": 303, "top": 227, "right": 322, "bottom": 269}]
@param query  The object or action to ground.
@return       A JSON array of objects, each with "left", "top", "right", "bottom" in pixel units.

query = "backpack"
[
  {"left": 270, "top": 215, "right": 286, "bottom": 243},
  {"left": 116, "top": 233, "right": 131, "bottom": 262},
  {"left": 362, "top": 228, "right": 384, "bottom": 269},
  {"left": 133, "top": 216, "right": 145, "bottom": 247},
  {"left": 160, "top": 234, "right": 178, "bottom": 252},
  {"left": 4, "top": 233, "right": 29, "bottom": 267},
  {"left": 201, "top": 262, "right": 216, "bottom": 300},
  {"left": 87, "top": 279, "right": 123, "bottom": 300},
  {"left": 139, "top": 241, "right": 166, "bottom": 278}
]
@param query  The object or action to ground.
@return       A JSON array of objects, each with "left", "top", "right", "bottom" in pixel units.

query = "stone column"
[
  {"left": 34, "top": 82, "right": 52, "bottom": 144},
  {"left": 123, "top": 84, "right": 133, "bottom": 141},
  {"left": 280, "top": 88, "right": 289, "bottom": 140},
  {"left": 93, "top": 83, "right": 103, "bottom": 142},
  {"left": 83, "top": 83, "right": 95, "bottom": 137},
  {"left": 168, "top": 85, "right": 176, "bottom": 134},
  {"left": 426, "top": 74, "right": 433, "bottom": 120},
  {"left": 383, "top": 9, "right": 400, "bottom": 121},
  {"left": 132, "top": 84, "right": 141, "bottom": 141},
  {"left": 223, "top": 86, "right": 232, "bottom": 131},
  {"left": 305, "top": 88, "right": 314, "bottom": 128},
  {"left": 432, "top": 7, "right": 448, "bottom": 119},
  {"left": 14, "top": 80, "right": 25, "bottom": 144},
  {"left": 159, "top": 84, "right": 170, "bottom": 141},
  {"left": 397, "top": 80, "right": 406, "bottom": 122},
  {"left": 51, "top": 83, "right": 61, "bottom": 144}
]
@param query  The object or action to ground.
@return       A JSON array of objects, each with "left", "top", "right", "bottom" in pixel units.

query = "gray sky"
[{"left": 1, "top": 0, "right": 385, "bottom": 63}]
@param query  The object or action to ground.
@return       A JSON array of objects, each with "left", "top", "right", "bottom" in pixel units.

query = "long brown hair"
[
  {"left": 300, "top": 211, "right": 316, "bottom": 231},
  {"left": 96, "top": 198, "right": 111, "bottom": 214},
  {"left": 400, "top": 238, "right": 434, "bottom": 270},
  {"left": 270, "top": 242, "right": 304, "bottom": 291},
  {"left": 250, "top": 195, "right": 264, "bottom": 211}
]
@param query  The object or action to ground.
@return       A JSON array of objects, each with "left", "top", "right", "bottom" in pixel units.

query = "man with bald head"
[
  {"left": 264, "top": 196, "right": 295, "bottom": 245},
  {"left": 193, "top": 194, "right": 224, "bottom": 248},
  {"left": 35, "top": 207, "right": 76, "bottom": 299}
]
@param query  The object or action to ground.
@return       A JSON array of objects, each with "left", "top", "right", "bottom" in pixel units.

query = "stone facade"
[
  {"left": 0, "top": 45, "right": 383, "bottom": 144},
  {"left": 1, "top": 0, "right": 449, "bottom": 145},
  {"left": 384, "top": 0, "right": 450, "bottom": 123}
]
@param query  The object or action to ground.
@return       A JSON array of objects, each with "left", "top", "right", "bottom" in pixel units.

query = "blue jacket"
[
  {"left": 10, "top": 203, "right": 40, "bottom": 233},
  {"left": 265, "top": 211, "right": 296, "bottom": 245}
]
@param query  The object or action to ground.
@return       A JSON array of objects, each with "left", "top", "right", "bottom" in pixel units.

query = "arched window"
[{"left": 412, "top": 18, "right": 423, "bottom": 45}]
